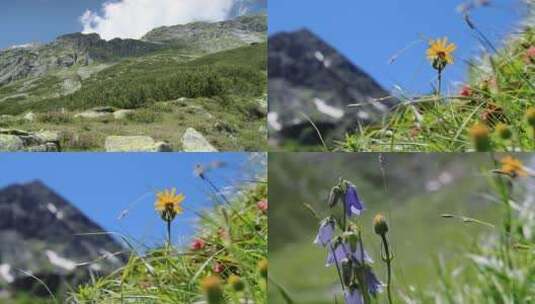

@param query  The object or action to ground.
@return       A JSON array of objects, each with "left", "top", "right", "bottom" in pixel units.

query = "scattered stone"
[
  {"left": 113, "top": 109, "right": 135, "bottom": 120},
  {"left": 23, "top": 112, "right": 35, "bottom": 122},
  {"left": 75, "top": 106, "right": 116, "bottom": 119},
  {"left": 0, "top": 135, "right": 24, "bottom": 151},
  {"left": 105, "top": 136, "right": 172, "bottom": 152},
  {"left": 61, "top": 78, "right": 82, "bottom": 95},
  {"left": 181, "top": 128, "right": 218, "bottom": 152},
  {"left": 0, "top": 129, "right": 60, "bottom": 152},
  {"left": 0, "top": 114, "right": 15, "bottom": 121}
]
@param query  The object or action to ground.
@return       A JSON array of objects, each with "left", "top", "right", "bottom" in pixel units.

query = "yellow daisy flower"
[
  {"left": 427, "top": 37, "right": 456, "bottom": 70},
  {"left": 155, "top": 188, "right": 185, "bottom": 221},
  {"left": 500, "top": 156, "right": 528, "bottom": 178}
]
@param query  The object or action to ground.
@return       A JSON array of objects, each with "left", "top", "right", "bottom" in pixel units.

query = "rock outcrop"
[
  {"left": 0, "top": 129, "right": 60, "bottom": 152},
  {"left": 104, "top": 136, "right": 172, "bottom": 152},
  {"left": 181, "top": 128, "right": 218, "bottom": 152},
  {"left": 0, "top": 181, "right": 125, "bottom": 297},
  {"left": 0, "top": 33, "right": 162, "bottom": 86},
  {"left": 142, "top": 14, "right": 266, "bottom": 53},
  {"left": 268, "top": 29, "right": 398, "bottom": 146}
]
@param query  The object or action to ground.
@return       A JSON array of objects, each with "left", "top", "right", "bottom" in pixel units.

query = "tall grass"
[
  {"left": 341, "top": 1, "right": 535, "bottom": 152},
  {"left": 67, "top": 182, "right": 267, "bottom": 303}
]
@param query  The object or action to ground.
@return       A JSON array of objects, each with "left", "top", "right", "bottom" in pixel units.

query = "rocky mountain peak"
[
  {"left": 268, "top": 29, "right": 398, "bottom": 146},
  {"left": 0, "top": 181, "right": 125, "bottom": 297}
]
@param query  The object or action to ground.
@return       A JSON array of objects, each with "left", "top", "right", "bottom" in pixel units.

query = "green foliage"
[
  {"left": 404, "top": 157, "right": 535, "bottom": 303},
  {"left": 36, "top": 112, "right": 73, "bottom": 124},
  {"left": 125, "top": 109, "right": 161, "bottom": 124},
  {"left": 4, "top": 43, "right": 266, "bottom": 114},
  {"left": 69, "top": 184, "right": 268, "bottom": 304}
]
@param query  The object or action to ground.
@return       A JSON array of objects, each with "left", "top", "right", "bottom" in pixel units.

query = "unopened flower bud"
[
  {"left": 328, "top": 186, "right": 341, "bottom": 208},
  {"left": 469, "top": 123, "right": 491, "bottom": 151},
  {"left": 341, "top": 260, "right": 353, "bottom": 288},
  {"left": 228, "top": 275, "right": 245, "bottom": 292},
  {"left": 257, "top": 258, "right": 268, "bottom": 279},
  {"left": 495, "top": 123, "right": 512, "bottom": 140},
  {"left": 526, "top": 107, "right": 535, "bottom": 128},
  {"left": 373, "top": 214, "right": 389, "bottom": 235},
  {"left": 201, "top": 276, "right": 224, "bottom": 304}
]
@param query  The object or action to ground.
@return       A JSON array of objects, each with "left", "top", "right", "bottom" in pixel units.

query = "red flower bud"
[
  {"left": 191, "top": 238, "right": 205, "bottom": 250},
  {"left": 257, "top": 199, "right": 268, "bottom": 213}
]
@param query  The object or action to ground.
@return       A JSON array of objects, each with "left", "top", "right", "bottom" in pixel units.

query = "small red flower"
[
  {"left": 257, "top": 199, "right": 268, "bottom": 213},
  {"left": 191, "top": 238, "right": 205, "bottom": 250},
  {"left": 213, "top": 262, "right": 224, "bottom": 273},
  {"left": 459, "top": 85, "right": 472, "bottom": 97},
  {"left": 525, "top": 46, "right": 535, "bottom": 63}
]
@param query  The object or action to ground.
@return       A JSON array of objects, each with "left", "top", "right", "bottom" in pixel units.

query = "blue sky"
[
  {"left": 1, "top": 0, "right": 266, "bottom": 47},
  {"left": 269, "top": 0, "right": 525, "bottom": 94},
  {"left": 0, "top": 153, "right": 264, "bottom": 249},
  {"left": 1, "top": 1, "right": 102, "bottom": 48}
]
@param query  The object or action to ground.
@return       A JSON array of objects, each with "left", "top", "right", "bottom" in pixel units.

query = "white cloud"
[{"left": 80, "top": 0, "right": 236, "bottom": 40}]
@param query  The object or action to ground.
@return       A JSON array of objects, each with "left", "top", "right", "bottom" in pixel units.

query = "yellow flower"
[
  {"left": 469, "top": 122, "right": 491, "bottom": 151},
  {"left": 201, "top": 275, "right": 224, "bottom": 304},
  {"left": 500, "top": 156, "right": 528, "bottom": 178},
  {"left": 427, "top": 37, "right": 456, "bottom": 70},
  {"left": 155, "top": 188, "right": 185, "bottom": 221}
]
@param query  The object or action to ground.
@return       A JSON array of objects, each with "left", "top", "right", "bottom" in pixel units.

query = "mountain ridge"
[
  {"left": 268, "top": 28, "right": 398, "bottom": 147},
  {"left": 0, "top": 14, "right": 266, "bottom": 87},
  {"left": 0, "top": 180, "right": 125, "bottom": 299}
]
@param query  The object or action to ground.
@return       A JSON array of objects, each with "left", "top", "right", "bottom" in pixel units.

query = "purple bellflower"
[
  {"left": 344, "top": 287, "right": 363, "bottom": 304},
  {"left": 326, "top": 240, "right": 373, "bottom": 267},
  {"left": 345, "top": 183, "right": 364, "bottom": 216},
  {"left": 365, "top": 268, "right": 384, "bottom": 295},
  {"left": 314, "top": 217, "right": 335, "bottom": 247}
]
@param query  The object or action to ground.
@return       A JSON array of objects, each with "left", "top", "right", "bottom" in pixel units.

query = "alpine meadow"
[{"left": 0, "top": 8, "right": 267, "bottom": 152}]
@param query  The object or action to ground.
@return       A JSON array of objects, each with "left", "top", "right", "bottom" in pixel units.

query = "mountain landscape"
[
  {"left": 268, "top": 29, "right": 398, "bottom": 149},
  {"left": 0, "top": 181, "right": 125, "bottom": 302},
  {"left": 0, "top": 13, "right": 267, "bottom": 152}
]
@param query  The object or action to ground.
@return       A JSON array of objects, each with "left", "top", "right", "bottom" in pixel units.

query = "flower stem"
[
  {"left": 380, "top": 234, "right": 394, "bottom": 304},
  {"left": 357, "top": 234, "right": 371, "bottom": 304},
  {"left": 329, "top": 243, "right": 345, "bottom": 291},
  {"left": 167, "top": 219, "right": 172, "bottom": 247},
  {"left": 437, "top": 69, "right": 443, "bottom": 96}
]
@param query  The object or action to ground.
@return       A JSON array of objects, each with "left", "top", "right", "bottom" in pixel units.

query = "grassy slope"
[
  {"left": 67, "top": 183, "right": 267, "bottom": 304},
  {"left": 340, "top": 17, "right": 534, "bottom": 152},
  {"left": 268, "top": 154, "right": 521, "bottom": 303},
  {"left": 0, "top": 43, "right": 267, "bottom": 151}
]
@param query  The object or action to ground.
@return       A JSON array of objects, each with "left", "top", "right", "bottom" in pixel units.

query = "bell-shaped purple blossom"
[
  {"left": 365, "top": 268, "right": 384, "bottom": 295},
  {"left": 326, "top": 241, "right": 352, "bottom": 266},
  {"left": 353, "top": 242, "right": 374, "bottom": 264},
  {"left": 344, "top": 287, "right": 363, "bottom": 304},
  {"left": 326, "top": 240, "right": 373, "bottom": 267},
  {"left": 345, "top": 184, "right": 364, "bottom": 216},
  {"left": 313, "top": 218, "right": 335, "bottom": 247}
]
